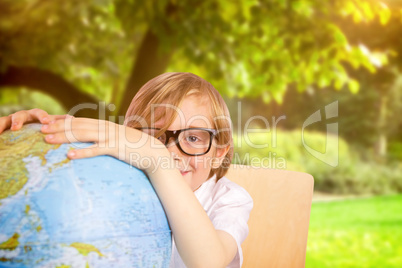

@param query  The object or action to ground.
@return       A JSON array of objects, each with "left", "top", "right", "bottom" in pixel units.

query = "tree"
[
  {"left": 336, "top": 0, "right": 402, "bottom": 157},
  {"left": 228, "top": 1, "right": 402, "bottom": 159},
  {"left": 0, "top": 0, "right": 393, "bottom": 118}
]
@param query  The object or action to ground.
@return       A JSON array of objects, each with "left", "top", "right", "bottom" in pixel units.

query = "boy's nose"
[
  {"left": 165, "top": 137, "right": 177, "bottom": 148},
  {"left": 166, "top": 138, "right": 183, "bottom": 157}
]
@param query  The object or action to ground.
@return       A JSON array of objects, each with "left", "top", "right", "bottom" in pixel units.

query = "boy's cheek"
[
  {"left": 192, "top": 156, "right": 211, "bottom": 170},
  {"left": 190, "top": 156, "right": 205, "bottom": 166}
]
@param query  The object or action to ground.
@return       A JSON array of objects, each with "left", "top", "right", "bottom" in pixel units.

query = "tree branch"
[
  {"left": 117, "top": 29, "right": 174, "bottom": 117},
  {"left": 117, "top": 2, "right": 179, "bottom": 117},
  {"left": 0, "top": 65, "right": 100, "bottom": 118}
]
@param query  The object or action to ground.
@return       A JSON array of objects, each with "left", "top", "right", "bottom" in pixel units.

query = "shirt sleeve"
[{"left": 208, "top": 179, "right": 253, "bottom": 268}]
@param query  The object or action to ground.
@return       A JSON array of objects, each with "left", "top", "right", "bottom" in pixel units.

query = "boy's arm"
[
  {"left": 149, "top": 166, "right": 238, "bottom": 267},
  {"left": 42, "top": 118, "right": 238, "bottom": 267}
]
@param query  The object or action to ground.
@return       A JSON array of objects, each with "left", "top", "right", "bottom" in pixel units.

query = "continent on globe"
[
  {"left": 0, "top": 124, "right": 61, "bottom": 200},
  {"left": 0, "top": 124, "right": 171, "bottom": 268}
]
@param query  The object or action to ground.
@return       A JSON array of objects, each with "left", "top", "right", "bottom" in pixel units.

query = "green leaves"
[
  {"left": 348, "top": 79, "right": 360, "bottom": 94},
  {"left": 0, "top": 0, "right": 398, "bottom": 110}
]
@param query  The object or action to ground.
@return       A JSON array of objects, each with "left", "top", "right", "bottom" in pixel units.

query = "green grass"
[{"left": 306, "top": 195, "right": 402, "bottom": 268}]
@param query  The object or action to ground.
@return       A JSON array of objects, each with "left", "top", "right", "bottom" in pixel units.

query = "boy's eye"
[{"left": 186, "top": 135, "right": 200, "bottom": 143}]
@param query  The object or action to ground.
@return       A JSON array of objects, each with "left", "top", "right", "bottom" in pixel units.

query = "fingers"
[
  {"left": 10, "top": 111, "right": 29, "bottom": 130},
  {"left": 10, "top": 109, "right": 49, "bottom": 130},
  {"left": 29, "top": 109, "right": 71, "bottom": 124},
  {"left": 41, "top": 117, "right": 109, "bottom": 135},
  {"left": 41, "top": 118, "right": 121, "bottom": 160},
  {"left": 0, "top": 115, "right": 12, "bottom": 134},
  {"left": 0, "top": 108, "right": 62, "bottom": 133},
  {"left": 27, "top": 108, "right": 51, "bottom": 124},
  {"left": 43, "top": 118, "right": 118, "bottom": 144},
  {"left": 49, "top": 114, "right": 71, "bottom": 122},
  {"left": 56, "top": 114, "right": 69, "bottom": 120},
  {"left": 44, "top": 126, "right": 100, "bottom": 144},
  {"left": 67, "top": 145, "right": 104, "bottom": 160}
]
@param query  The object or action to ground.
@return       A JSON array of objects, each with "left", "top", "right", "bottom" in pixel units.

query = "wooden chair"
[{"left": 226, "top": 165, "right": 314, "bottom": 268}]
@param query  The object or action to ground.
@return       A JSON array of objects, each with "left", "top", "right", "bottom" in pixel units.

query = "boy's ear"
[{"left": 212, "top": 145, "right": 231, "bottom": 169}]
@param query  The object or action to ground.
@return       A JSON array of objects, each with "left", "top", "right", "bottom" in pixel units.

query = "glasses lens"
[
  {"left": 141, "top": 128, "right": 167, "bottom": 144},
  {"left": 139, "top": 128, "right": 214, "bottom": 156},
  {"left": 179, "top": 129, "right": 212, "bottom": 155}
]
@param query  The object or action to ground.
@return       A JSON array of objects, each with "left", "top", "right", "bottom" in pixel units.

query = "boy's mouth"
[{"left": 180, "top": 170, "right": 190, "bottom": 176}]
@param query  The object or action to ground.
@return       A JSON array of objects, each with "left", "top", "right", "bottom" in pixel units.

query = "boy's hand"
[
  {"left": 0, "top": 109, "right": 68, "bottom": 134},
  {"left": 41, "top": 117, "right": 169, "bottom": 173},
  {"left": 42, "top": 117, "right": 121, "bottom": 159}
]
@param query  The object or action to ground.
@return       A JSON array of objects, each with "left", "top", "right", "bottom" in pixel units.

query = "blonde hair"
[{"left": 124, "top": 72, "right": 233, "bottom": 181}]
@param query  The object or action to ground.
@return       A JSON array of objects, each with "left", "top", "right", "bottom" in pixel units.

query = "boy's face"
[{"left": 154, "top": 95, "right": 228, "bottom": 191}]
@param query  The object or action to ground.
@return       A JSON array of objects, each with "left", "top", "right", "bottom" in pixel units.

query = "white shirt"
[{"left": 169, "top": 175, "right": 253, "bottom": 268}]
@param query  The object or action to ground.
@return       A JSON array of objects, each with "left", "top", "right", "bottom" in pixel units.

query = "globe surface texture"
[{"left": 0, "top": 124, "right": 171, "bottom": 267}]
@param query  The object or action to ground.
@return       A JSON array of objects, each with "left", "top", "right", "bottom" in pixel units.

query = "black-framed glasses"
[{"left": 137, "top": 127, "right": 218, "bottom": 156}]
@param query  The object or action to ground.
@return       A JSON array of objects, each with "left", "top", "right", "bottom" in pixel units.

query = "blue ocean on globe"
[{"left": 0, "top": 124, "right": 171, "bottom": 267}]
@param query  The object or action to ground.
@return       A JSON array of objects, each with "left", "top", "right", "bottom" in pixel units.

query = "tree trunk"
[
  {"left": 117, "top": 29, "right": 174, "bottom": 117},
  {"left": 374, "top": 93, "right": 388, "bottom": 158},
  {"left": 0, "top": 65, "right": 100, "bottom": 118}
]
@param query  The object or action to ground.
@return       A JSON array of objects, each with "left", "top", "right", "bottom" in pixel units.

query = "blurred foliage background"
[{"left": 0, "top": 0, "right": 401, "bottom": 267}]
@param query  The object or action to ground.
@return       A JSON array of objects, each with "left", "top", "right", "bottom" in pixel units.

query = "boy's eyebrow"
[
  {"left": 188, "top": 125, "right": 211, "bottom": 129},
  {"left": 152, "top": 125, "right": 213, "bottom": 130}
]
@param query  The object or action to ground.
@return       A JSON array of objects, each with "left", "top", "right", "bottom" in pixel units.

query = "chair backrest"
[{"left": 226, "top": 165, "right": 314, "bottom": 268}]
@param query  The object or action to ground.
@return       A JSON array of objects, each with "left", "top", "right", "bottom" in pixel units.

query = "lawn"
[{"left": 306, "top": 195, "right": 402, "bottom": 268}]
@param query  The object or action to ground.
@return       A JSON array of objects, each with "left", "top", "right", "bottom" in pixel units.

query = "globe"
[{"left": 0, "top": 124, "right": 171, "bottom": 267}]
